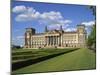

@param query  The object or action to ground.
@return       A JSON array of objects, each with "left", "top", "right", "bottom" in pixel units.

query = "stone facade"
[{"left": 24, "top": 25, "right": 87, "bottom": 48}]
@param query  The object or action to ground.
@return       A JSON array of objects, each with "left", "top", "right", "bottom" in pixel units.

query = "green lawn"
[
  {"left": 13, "top": 48, "right": 96, "bottom": 74},
  {"left": 12, "top": 48, "right": 77, "bottom": 63}
]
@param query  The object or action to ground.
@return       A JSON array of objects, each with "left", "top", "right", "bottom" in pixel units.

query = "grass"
[
  {"left": 12, "top": 48, "right": 77, "bottom": 63},
  {"left": 12, "top": 48, "right": 96, "bottom": 74}
]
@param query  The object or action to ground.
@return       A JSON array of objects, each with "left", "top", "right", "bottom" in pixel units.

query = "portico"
[
  {"left": 45, "top": 30, "right": 61, "bottom": 47},
  {"left": 46, "top": 35, "right": 60, "bottom": 46}
]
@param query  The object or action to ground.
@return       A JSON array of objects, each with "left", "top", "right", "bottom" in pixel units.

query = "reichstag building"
[{"left": 24, "top": 25, "right": 86, "bottom": 48}]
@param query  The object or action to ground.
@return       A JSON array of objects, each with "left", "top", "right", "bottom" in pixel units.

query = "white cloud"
[
  {"left": 58, "top": 20, "right": 72, "bottom": 26},
  {"left": 64, "top": 28, "right": 77, "bottom": 32},
  {"left": 15, "top": 10, "right": 64, "bottom": 22},
  {"left": 38, "top": 11, "right": 71, "bottom": 28},
  {"left": 48, "top": 23, "right": 70, "bottom": 30},
  {"left": 12, "top": 5, "right": 72, "bottom": 29},
  {"left": 13, "top": 6, "right": 38, "bottom": 21},
  {"left": 16, "top": 36, "right": 24, "bottom": 39},
  {"left": 32, "top": 12, "right": 41, "bottom": 19},
  {"left": 27, "top": 7, "right": 36, "bottom": 14},
  {"left": 15, "top": 14, "right": 30, "bottom": 21},
  {"left": 40, "top": 11, "right": 63, "bottom": 20},
  {"left": 12, "top": 5, "right": 27, "bottom": 13},
  {"left": 81, "top": 21, "right": 95, "bottom": 27}
]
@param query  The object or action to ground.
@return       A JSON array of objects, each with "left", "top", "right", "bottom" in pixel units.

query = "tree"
[
  {"left": 87, "top": 6, "right": 96, "bottom": 50},
  {"left": 87, "top": 25, "right": 96, "bottom": 50}
]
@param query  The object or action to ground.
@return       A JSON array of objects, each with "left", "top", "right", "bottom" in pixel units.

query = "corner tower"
[
  {"left": 77, "top": 25, "right": 87, "bottom": 48},
  {"left": 24, "top": 28, "right": 35, "bottom": 48}
]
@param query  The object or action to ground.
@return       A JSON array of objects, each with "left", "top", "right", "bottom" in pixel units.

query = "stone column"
[
  {"left": 31, "top": 36, "right": 33, "bottom": 48},
  {"left": 55, "top": 36, "right": 56, "bottom": 45},
  {"left": 53, "top": 36, "right": 56, "bottom": 46},
  {"left": 61, "top": 35, "right": 63, "bottom": 46},
  {"left": 31, "top": 37, "right": 32, "bottom": 48},
  {"left": 52, "top": 36, "right": 53, "bottom": 46},
  {"left": 46, "top": 36, "right": 47, "bottom": 46},
  {"left": 53, "top": 36, "right": 55, "bottom": 46},
  {"left": 51, "top": 36, "right": 53, "bottom": 46},
  {"left": 46, "top": 36, "right": 48, "bottom": 46},
  {"left": 47, "top": 36, "right": 48, "bottom": 46},
  {"left": 45, "top": 36, "right": 46, "bottom": 46},
  {"left": 48, "top": 36, "right": 50, "bottom": 46},
  {"left": 49, "top": 36, "right": 51, "bottom": 45},
  {"left": 51, "top": 36, "right": 52, "bottom": 46},
  {"left": 47, "top": 36, "right": 49, "bottom": 46},
  {"left": 56, "top": 36, "right": 58, "bottom": 46},
  {"left": 58, "top": 36, "right": 59, "bottom": 46},
  {"left": 52, "top": 36, "right": 54, "bottom": 46},
  {"left": 54, "top": 36, "right": 56, "bottom": 45}
]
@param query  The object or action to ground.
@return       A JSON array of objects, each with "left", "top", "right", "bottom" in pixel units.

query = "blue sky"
[{"left": 11, "top": 1, "right": 95, "bottom": 46}]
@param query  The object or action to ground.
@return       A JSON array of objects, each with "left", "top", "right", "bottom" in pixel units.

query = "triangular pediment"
[
  {"left": 46, "top": 30, "right": 60, "bottom": 34},
  {"left": 45, "top": 30, "right": 61, "bottom": 36}
]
